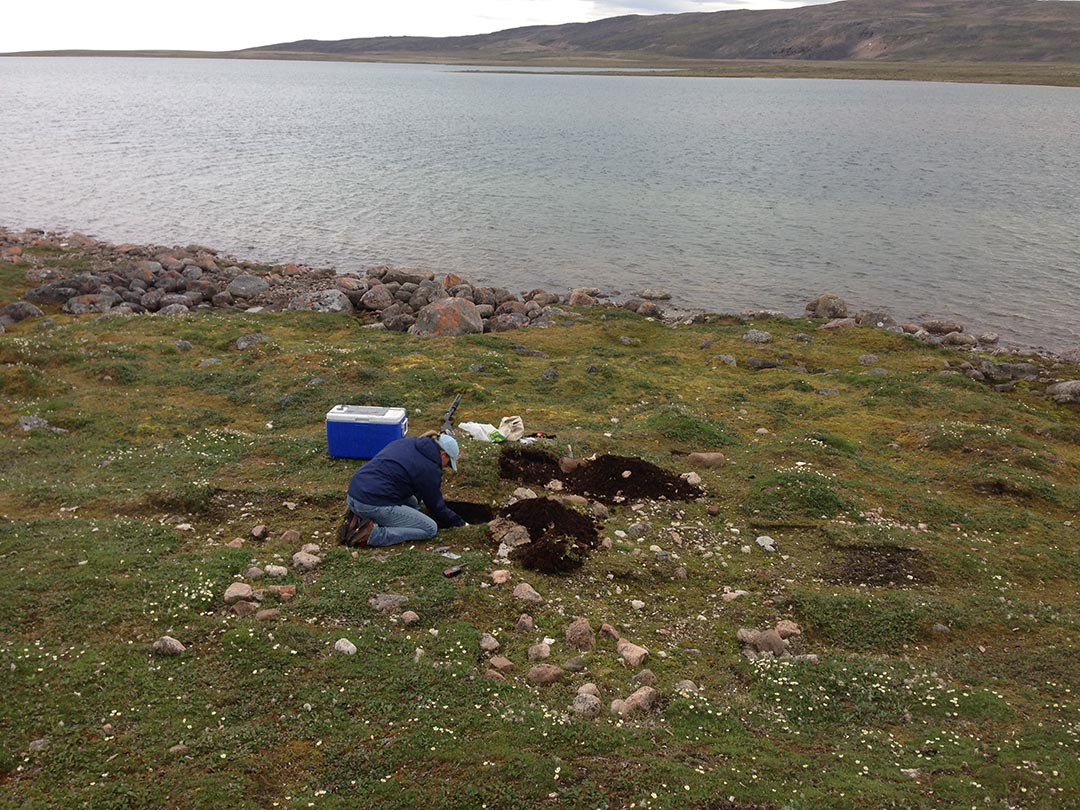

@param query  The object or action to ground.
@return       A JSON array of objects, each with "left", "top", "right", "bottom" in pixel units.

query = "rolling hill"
[{"left": 249, "top": 0, "right": 1080, "bottom": 64}]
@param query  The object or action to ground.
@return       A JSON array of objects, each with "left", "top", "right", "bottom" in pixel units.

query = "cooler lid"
[{"left": 326, "top": 405, "right": 407, "bottom": 424}]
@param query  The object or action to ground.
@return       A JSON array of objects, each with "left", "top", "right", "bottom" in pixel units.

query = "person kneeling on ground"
[{"left": 341, "top": 432, "right": 465, "bottom": 547}]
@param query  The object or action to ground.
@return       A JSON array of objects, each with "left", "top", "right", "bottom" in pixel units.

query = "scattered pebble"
[
  {"left": 369, "top": 593, "right": 409, "bottom": 614},
  {"left": 755, "top": 535, "right": 777, "bottom": 552},
  {"left": 526, "top": 664, "right": 565, "bottom": 686},
  {"left": 223, "top": 582, "right": 253, "bottom": 605},
  {"left": 513, "top": 582, "right": 543, "bottom": 603},
  {"left": 572, "top": 693, "right": 602, "bottom": 718},
  {"left": 152, "top": 636, "right": 186, "bottom": 656},
  {"left": 616, "top": 638, "right": 649, "bottom": 667},
  {"left": 291, "top": 551, "right": 321, "bottom": 572},
  {"left": 334, "top": 638, "right": 357, "bottom": 655}
]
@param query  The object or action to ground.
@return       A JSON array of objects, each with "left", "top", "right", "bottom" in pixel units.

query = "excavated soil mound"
[
  {"left": 500, "top": 498, "right": 600, "bottom": 546},
  {"left": 498, "top": 447, "right": 703, "bottom": 505},
  {"left": 831, "top": 545, "right": 933, "bottom": 586},
  {"left": 565, "top": 454, "right": 703, "bottom": 504},
  {"left": 498, "top": 497, "right": 600, "bottom": 574},
  {"left": 497, "top": 445, "right": 562, "bottom": 486}
]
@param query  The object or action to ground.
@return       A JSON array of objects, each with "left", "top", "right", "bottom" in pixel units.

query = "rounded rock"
[
  {"left": 226, "top": 274, "right": 270, "bottom": 299},
  {"left": 334, "top": 638, "right": 358, "bottom": 655},
  {"left": 152, "top": 636, "right": 186, "bottom": 656},
  {"left": 572, "top": 693, "right": 602, "bottom": 718}
]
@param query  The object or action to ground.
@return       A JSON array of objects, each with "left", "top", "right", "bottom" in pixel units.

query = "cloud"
[{"left": 0, "top": 0, "right": 833, "bottom": 53}]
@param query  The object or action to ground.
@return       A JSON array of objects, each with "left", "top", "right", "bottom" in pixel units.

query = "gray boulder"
[
  {"left": 63, "top": 291, "right": 122, "bottom": 315},
  {"left": 153, "top": 636, "right": 186, "bottom": 656},
  {"left": 360, "top": 284, "right": 397, "bottom": 311},
  {"left": 637, "top": 302, "right": 664, "bottom": 318},
  {"left": 980, "top": 361, "right": 1039, "bottom": 383},
  {"left": 488, "top": 313, "right": 529, "bottom": 332},
  {"left": 408, "top": 280, "right": 450, "bottom": 311},
  {"left": 745, "top": 358, "right": 780, "bottom": 370},
  {"left": 572, "top": 693, "right": 602, "bottom": 718},
  {"left": 288, "top": 289, "right": 354, "bottom": 314},
  {"left": 1047, "top": 380, "right": 1080, "bottom": 404},
  {"left": 568, "top": 289, "right": 598, "bottom": 307},
  {"left": 383, "top": 269, "right": 433, "bottom": 286},
  {"left": 25, "top": 284, "right": 79, "bottom": 306},
  {"left": 156, "top": 303, "right": 190, "bottom": 317},
  {"left": 636, "top": 289, "right": 672, "bottom": 300},
  {"left": 369, "top": 593, "right": 409, "bottom": 614},
  {"left": 942, "top": 332, "right": 978, "bottom": 347},
  {"left": 234, "top": 334, "right": 270, "bottom": 351},
  {"left": 820, "top": 317, "right": 857, "bottom": 330},
  {"left": 923, "top": 319, "right": 963, "bottom": 335},
  {"left": 805, "top": 294, "right": 848, "bottom": 319},
  {"left": 226, "top": 274, "right": 270, "bottom": 299},
  {"left": 1, "top": 301, "right": 45, "bottom": 321},
  {"left": 855, "top": 310, "right": 897, "bottom": 328}
]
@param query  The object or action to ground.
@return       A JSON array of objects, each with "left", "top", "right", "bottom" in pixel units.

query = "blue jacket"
[{"left": 347, "top": 436, "right": 464, "bottom": 528}]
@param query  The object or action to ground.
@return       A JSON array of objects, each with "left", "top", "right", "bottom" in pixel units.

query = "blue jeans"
[{"left": 346, "top": 494, "right": 438, "bottom": 547}]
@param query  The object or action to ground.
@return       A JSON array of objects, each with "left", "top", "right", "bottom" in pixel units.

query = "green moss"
[
  {"left": 643, "top": 404, "right": 738, "bottom": 447},
  {"left": 745, "top": 468, "right": 851, "bottom": 519},
  {"left": 791, "top": 589, "right": 934, "bottom": 652}
]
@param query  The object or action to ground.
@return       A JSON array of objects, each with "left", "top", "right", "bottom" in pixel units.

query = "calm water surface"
[{"left": 1, "top": 57, "right": 1078, "bottom": 350}]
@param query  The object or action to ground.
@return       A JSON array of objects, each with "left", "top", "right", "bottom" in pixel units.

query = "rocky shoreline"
[{"left": 1, "top": 227, "right": 1078, "bottom": 403}]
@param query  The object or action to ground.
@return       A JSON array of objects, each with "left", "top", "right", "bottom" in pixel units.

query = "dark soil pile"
[
  {"left": 831, "top": 545, "right": 933, "bottom": 586},
  {"left": 565, "top": 454, "right": 703, "bottom": 504},
  {"left": 497, "top": 445, "right": 562, "bottom": 486},
  {"left": 498, "top": 447, "right": 703, "bottom": 505},
  {"left": 499, "top": 498, "right": 600, "bottom": 574}
]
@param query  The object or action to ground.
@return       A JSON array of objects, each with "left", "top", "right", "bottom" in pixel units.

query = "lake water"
[{"left": 2, "top": 57, "right": 1078, "bottom": 350}]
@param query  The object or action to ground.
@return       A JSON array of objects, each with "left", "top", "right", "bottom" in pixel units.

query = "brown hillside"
[{"left": 249, "top": 0, "right": 1080, "bottom": 63}]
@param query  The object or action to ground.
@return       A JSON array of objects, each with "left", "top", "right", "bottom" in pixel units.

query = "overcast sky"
[{"left": 1, "top": 0, "right": 835, "bottom": 54}]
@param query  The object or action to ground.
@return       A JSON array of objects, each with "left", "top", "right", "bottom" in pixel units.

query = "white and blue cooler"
[{"left": 325, "top": 405, "right": 408, "bottom": 459}]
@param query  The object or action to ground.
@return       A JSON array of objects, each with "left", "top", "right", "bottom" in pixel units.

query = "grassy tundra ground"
[{"left": 1, "top": 246, "right": 1079, "bottom": 809}]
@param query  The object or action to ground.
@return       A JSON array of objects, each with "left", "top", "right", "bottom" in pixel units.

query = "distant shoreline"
[{"left": 4, "top": 50, "right": 1080, "bottom": 89}]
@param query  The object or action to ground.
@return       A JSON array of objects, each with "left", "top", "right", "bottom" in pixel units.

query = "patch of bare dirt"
[{"left": 831, "top": 545, "right": 933, "bottom": 586}]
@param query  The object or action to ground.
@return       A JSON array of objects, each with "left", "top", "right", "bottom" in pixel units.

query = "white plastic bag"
[
  {"left": 459, "top": 422, "right": 504, "bottom": 442},
  {"left": 497, "top": 415, "right": 525, "bottom": 442}
]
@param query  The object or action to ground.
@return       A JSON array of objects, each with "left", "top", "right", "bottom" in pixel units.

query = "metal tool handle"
[{"left": 441, "top": 393, "right": 463, "bottom": 435}]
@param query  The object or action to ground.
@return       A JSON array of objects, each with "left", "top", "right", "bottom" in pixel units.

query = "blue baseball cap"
[{"left": 436, "top": 433, "right": 460, "bottom": 471}]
